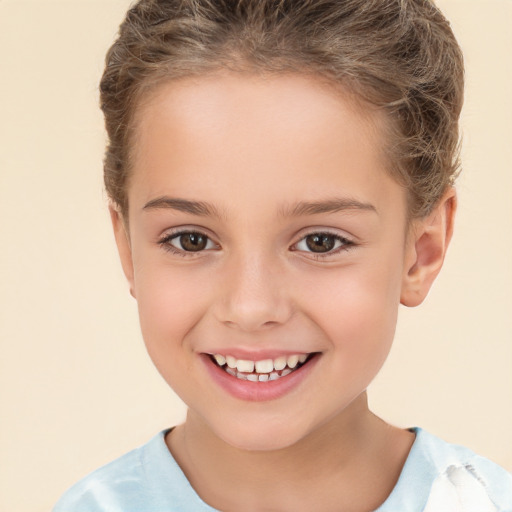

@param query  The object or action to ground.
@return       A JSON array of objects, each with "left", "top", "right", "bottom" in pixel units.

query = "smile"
[
  {"left": 203, "top": 351, "right": 321, "bottom": 401},
  {"left": 210, "top": 353, "right": 312, "bottom": 382}
]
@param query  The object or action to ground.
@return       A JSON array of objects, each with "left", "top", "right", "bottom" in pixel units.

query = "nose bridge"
[{"left": 216, "top": 247, "right": 292, "bottom": 331}]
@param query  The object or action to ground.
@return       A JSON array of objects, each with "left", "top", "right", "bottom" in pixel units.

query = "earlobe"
[
  {"left": 109, "top": 204, "right": 136, "bottom": 298},
  {"left": 400, "top": 189, "right": 457, "bottom": 307}
]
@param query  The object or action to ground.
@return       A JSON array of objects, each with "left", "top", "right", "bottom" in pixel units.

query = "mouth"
[{"left": 208, "top": 352, "right": 317, "bottom": 382}]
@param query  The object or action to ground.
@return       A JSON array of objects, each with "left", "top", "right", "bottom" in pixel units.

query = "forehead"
[
  {"left": 134, "top": 72, "right": 386, "bottom": 157},
  {"left": 129, "top": 72, "right": 403, "bottom": 219}
]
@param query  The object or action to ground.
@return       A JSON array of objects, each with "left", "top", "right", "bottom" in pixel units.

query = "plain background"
[{"left": 0, "top": 1, "right": 511, "bottom": 511}]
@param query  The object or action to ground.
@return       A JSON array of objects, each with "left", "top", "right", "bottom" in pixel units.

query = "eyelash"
[
  {"left": 292, "top": 231, "right": 355, "bottom": 260},
  {"left": 158, "top": 230, "right": 216, "bottom": 257},
  {"left": 158, "top": 229, "right": 355, "bottom": 259}
]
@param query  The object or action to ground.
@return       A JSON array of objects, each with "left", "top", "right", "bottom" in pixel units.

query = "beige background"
[{"left": 0, "top": 1, "right": 511, "bottom": 511}]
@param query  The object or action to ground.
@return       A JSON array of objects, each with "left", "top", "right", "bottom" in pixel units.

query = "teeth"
[
  {"left": 255, "top": 359, "right": 274, "bottom": 374},
  {"left": 212, "top": 352, "right": 312, "bottom": 380},
  {"left": 236, "top": 359, "right": 254, "bottom": 373},
  {"left": 273, "top": 356, "right": 287, "bottom": 371},
  {"left": 287, "top": 355, "right": 299, "bottom": 369},
  {"left": 214, "top": 354, "right": 226, "bottom": 366},
  {"left": 226, "top": 355, "right": 237, "bottom": 369}
]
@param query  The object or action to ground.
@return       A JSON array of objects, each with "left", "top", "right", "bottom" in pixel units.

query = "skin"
[{"left": 111, "top": 72, "right": 456, "bottom": 511}]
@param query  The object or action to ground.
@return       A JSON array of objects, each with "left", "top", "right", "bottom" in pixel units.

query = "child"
[{"left": 53, "top": 0, "right": 512, "bottom": 510}]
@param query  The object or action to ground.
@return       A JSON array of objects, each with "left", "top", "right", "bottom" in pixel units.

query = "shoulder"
[
  {"left": 416, "top": 428, "right": 512, "bottom": 512},
  {"left": 377, "top": 428, "right": 512, "bottom": 512},
  {"left": 52, "top": 429, "right": 201, "bottom": 512},
  {"left": 52, "top": 435, "right": 151, "bottom": 512},
  {"left": 53, "top": 429, "right": 217, "bottom": 512}
]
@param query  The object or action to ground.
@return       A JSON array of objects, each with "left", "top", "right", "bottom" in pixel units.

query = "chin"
[{"left": 212, "top": 416, "right": 311, "bottom": 452}]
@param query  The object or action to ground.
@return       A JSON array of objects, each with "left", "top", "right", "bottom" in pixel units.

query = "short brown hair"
[{"left": 100, "top": 0, "right": 464, "bottom": 218}]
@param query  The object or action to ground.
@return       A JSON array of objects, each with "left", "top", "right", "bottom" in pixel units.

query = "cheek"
[
  {"left": 303, "top": 260, "right": 402, "bottom": 355},
  {"left": 134, "top": 262, "right": 214, "bottom": 352},
  {"left": 320, "top": 282, "right": 398, "bottom": 345}
]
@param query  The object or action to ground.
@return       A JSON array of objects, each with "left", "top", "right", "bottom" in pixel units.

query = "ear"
[
  {"left": 109, "top": 204, "right": 136, "bottom": 298},
  {"left": 400, "top": 188, "right": 457, "bottom": 307}
]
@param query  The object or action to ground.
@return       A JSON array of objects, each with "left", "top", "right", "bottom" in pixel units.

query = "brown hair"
[{"left": 100, "top": 0, "right": 464, "bottom": 218}]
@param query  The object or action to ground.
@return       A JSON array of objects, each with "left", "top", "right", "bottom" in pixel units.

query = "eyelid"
[
  {"left": 290, "top": 229, "right": 356, "bottom": 258},
  {"left": 169, "top": 233, "right": 216, "bottom": 251},
  {"left": 158, "top": 227, "right": 219, "bottom": 256},
  {"left": 157, "top": 226, "right": 356, "bottom": 259},
  {"left": 158, "top": 225, "right": 218, "bottom": 242}
]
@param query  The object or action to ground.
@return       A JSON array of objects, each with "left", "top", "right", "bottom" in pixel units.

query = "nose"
[{"left": 213, "top": 252, "right": 294, "bottom": 332}]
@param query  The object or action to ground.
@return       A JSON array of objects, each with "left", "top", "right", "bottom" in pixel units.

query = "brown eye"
[
  {"left": 305, "top": 234, "right": 336, "bottom": 253},
  {"left": 293, "top": 232, "right": 353, "bottom": 257},
  {"left": 172, "top": 232, "right": 211, "bottom": 252}
]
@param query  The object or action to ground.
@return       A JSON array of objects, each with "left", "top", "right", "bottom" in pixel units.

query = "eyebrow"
[
  {"left": 142, "top": 196, "right": 377, "bottom": 218},
  {"left": 279, "top": 198, "right": 377, "bottom": 217},
  {"left": 143, "top": 197, "right": 224, "bottom": 219}
]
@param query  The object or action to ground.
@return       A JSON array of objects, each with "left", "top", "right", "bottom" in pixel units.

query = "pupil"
[
  {"left": 181, "top": 233, "right": 207, "bottom": 251},
  {"left": 306, "top": 234, "right": 335, "bottom": 253}
]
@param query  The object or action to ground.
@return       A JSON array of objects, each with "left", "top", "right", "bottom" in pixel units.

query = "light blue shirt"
[{"left": 53, "top": 428, "right": 512, "bottom": 511}]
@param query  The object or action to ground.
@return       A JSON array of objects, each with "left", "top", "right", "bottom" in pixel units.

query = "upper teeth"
[{"left": 213, "top": 353, "right": 308, "bottom": 373}]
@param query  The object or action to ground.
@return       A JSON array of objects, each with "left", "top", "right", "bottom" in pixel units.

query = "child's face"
[{"left": 116, "top": 73, "right": 418, "bottom": 450}]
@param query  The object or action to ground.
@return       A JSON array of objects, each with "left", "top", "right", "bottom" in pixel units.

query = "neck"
[{"left": 166, "top": 393, "right": 414, "bottom": 512}]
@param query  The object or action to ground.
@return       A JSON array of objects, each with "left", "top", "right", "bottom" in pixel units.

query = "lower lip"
[{"left": 201, "top": 353, "right": 320, "bottom": 402}]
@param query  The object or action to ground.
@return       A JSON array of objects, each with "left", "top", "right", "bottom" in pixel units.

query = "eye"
[
  {"left": 293, "top": 232, "right": 354, "bottom": 256},
  {"left": 160, "top": 230, "right": 216, "bottom": 254}
]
